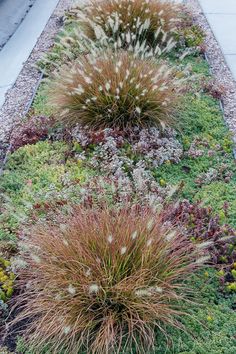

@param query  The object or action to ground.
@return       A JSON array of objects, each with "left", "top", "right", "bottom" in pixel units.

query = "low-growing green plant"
[
  {"left": 152, "top": 93, "right": 236, "bottom": 225},
  {"left": 177, "top": 24, "right": 205, "bottom": 48},
  {"left": 37, "top": 23, "right": 84, "bottom": 73},
  {"left": 31, "top": 85, "right": 54, "bottom": 117},
  {"left": 0, "top": 347, "right": 13, "bottom": 354},
  {"left": 155, "top": 269, "right": 236, "bottom": 354},
  {"left": 0, "top": 257, "right": 15, "bottom": 302},
  {"left": 49, "top": 51, "right": 183, "bottom": 129},
  {"left": 166, "top": 200, "right": 236, "bottom": 291},
  {"left": 0, "top": 141, "right": 91, "bottom": 241},
  {"left": 15, "top": 206, "right": 206, "bottom": 354},
  {"left": 194, "top": 181, "right": 236, "bottom": 226}
]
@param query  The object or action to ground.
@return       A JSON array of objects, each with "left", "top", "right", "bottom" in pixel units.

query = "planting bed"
[{"left": 0, "top": 0, "right": 236, "bottom": 353}]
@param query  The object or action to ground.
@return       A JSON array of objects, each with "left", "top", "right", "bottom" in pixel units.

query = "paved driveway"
[{"left": 0, "top": 0, "right": 36, "bottom": 49}]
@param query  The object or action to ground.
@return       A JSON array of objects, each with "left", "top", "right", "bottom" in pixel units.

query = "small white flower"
[
  {"left": 31, "top": 254, "right": 41, "bottom": 264},
  {"left": 68, "top": 284, "right": 76, "bottom": 295},
  {"left": 135, "top": 288, "right": 152, "bottom": 297},
  {"left": 165, "top": 230, "right": 176, "bottom": 241},
  {"left": 105, "top": 82, "right": 111, "bottom": 91},
  {"left": 75, "top": 85, "right": 84, "bottom": 94},
  {"left": 64, "top": 326, "right": 71, "bottom": 334},
  {"left": 99, "top": 85, "right": 103, "bottom": 91},
  {"left": 107, "top": 235, "right": 113, "bottom": 243},
  {"left": 147, "top": 218, "right": 154, "bottom": 231},
  {"left": 154, "top": 286, "right": 163, "bottom": 293},
  {"left": 146, "top": 238, "right": 153, "bottom": 247},
  {"left": 26, "top": 281, "right": 32, "bottom": 289},
  {"left": 89, "top": 284, "right": 100, "bottom": 294},
  {"left": 84, "top": 76, "right": 92, "bottom": 84},
  {"left": 85, "top": 268, "right": 91, "bottom": 277},
  {"left": 55, "top": 293, "right": 62, "bottom": 301},
  {"left": 195, "top": 256, "right": 211, "bottom": 265},
  {"left": 61, "top": 108, "right": 70, "bottom": 116},
  {"left": 60, "top": 224, "right": 67, "bottom": 232},
  {"left": 135, "top": 107, "right": 141, "bottom": 114},
  {"left": 62, "top": 238, "right": 69, "bottom": 246},
  {"left": 120, "top": 246, "right": 127, "bottom": 255},
  {"left": 131, "top": 231, "right": 138, "bottom": 240},
  {"left": 159, "top": 85, "right": 168, "bottom": 92},
  {"left": 196, "top": 241, "right": 214, "bottom": 249}
]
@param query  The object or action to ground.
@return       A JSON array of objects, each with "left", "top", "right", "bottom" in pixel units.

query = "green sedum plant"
[
  {"left": 15, "top": 206, "right": 206, "bottom": 354},
  {"left": 0, "top": 257, "right": 15, "bottom": 302},
  {"left": 0, "top": 141, "right": 91, "bottom": 241}
]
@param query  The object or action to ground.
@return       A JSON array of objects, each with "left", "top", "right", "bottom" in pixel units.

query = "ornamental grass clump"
[
  {"left": 70, "top": 0, "right": 181, "bottom": 52},
  {"left": 49, "top": 51, "right": 182, "bottom": 129},
  {"left": 16, "top": 206, "right": 206, "bottom": 354}
]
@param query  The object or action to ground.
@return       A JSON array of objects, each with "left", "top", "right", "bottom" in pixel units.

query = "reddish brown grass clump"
[
  {"left": 71, "top": 0, "right": 182, "bottom": 48},
  {"left": 15, "top": 206, "right": 205, "bottom": 353},
  {"left": 49, "top": 51, "right": 181, "bottom": 129}
]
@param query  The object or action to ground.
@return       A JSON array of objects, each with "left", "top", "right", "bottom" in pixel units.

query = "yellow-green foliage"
[
  {"left": 0, "top": 141, "right": 92, "bottom": 241},
  {"left": 0, "top": 257, "right": 15, "bottom": 302}
]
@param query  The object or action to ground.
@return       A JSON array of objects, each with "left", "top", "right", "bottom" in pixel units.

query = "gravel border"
[
  {"left": 0, "top": 0, "right": 74, "bottom": 162},
  {"left": 188, "top": 0, "right": 236, "bottom": 148}
]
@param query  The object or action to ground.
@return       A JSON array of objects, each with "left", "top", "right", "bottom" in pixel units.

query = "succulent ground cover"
[{"left": 1, "top": 0, "right": 236, "bottom": 353}]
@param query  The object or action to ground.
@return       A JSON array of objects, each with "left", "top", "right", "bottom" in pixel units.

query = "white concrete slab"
[
  {"left": 0, "top": 0, "right": 60, "bottom": 108},
  {"left": 205, "top": 14, "right": 236, "bottom": 55},
  {"left": 198, "top": 0, "right": 236, "bottom": 14},
  {"left": 225, "top": 55, "right": 236, "bottom": 79}
]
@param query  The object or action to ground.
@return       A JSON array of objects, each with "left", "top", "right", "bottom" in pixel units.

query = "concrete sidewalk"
[
  {"left": 0, "top": 0, "right": 36, "bottom": 49},
  {"left": 198, "top": 0, "right": 236, "bottom": 80}
]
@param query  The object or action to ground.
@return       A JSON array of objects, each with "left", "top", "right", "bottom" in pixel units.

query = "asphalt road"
[{"left": 0, "top": 0, "right": 36, "bottom": 49}]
